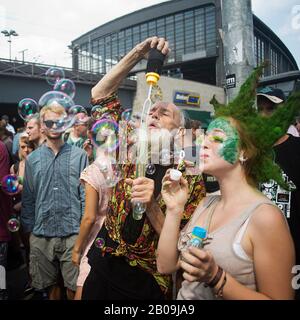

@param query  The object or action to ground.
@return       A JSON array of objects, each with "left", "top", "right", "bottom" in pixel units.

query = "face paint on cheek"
[{"left": 207, "top": 118, "right": 240, "bottom": 165}]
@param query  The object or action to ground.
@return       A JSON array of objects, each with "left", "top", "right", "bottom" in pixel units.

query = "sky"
[{"left": 0, "top": 0, "right": 299, "bottom": 68}]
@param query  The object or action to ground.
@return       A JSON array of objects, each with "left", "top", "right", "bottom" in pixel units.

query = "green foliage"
[{"left": 210, "top": 64, "right": 300, "bottom": 189}]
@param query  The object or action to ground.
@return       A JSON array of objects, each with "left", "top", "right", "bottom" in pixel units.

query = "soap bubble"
[
  {"left": 69, "top": 105, "right": 87, "bottom": 115},
  {"left": 7, "top": 218, "right": 20, "bottom": 233},
  {"left": 74, "top": 112, "right": 89, "bottom": 124},
  {"left": 129, "top": 112, "right": 141, "bottom": 129},
  {"left": 146, "top": 164, "right": 156, "bottom": 175},
  {"left": 54, "top": 78, "right": 76, "bottom": 99},
  {"left": 121, "top": 108, "right": 132, "bottom": 121},
  {"left": 91, "top": 106, "right": 114, "bottom": 121},
  {"left": 45, "top": 67, "right": 65, "bottom": 86},
  {"left": 91, "top": 119, "right": 119, "bottom": 152},
  {"left": 94, "top": 156, "right": 122, "bottom": 188},
  {"left": 18, "top": 98, "right": 39, "bottom": 120},
  {"left": 39, "top": 91, "right": 75, "bottom": 112},
  {"left": 94, "top": 237, "right": 105, "bottom": 249},
  {"left": 1, "top": 174, "right": 21, "bottom": 195}
]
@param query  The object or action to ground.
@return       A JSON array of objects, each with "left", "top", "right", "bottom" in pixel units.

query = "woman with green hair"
[{"left": 156, "top": 66, "right": 300, "bottom": 300}]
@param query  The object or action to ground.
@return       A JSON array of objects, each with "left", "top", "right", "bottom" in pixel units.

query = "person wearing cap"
[
  {"left": 1, "top": 115, "right": 15, "bottom": 136},
  {"left": 63, "top": 113, "right": 89, "bottom": 149},
  {"left": 257, "top": 86, "right": 300, "bottom": 300},
  {"left": 257, "top": 87, "right": 299, "bottom": 136}
]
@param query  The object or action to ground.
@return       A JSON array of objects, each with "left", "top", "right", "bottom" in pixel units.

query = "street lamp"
[{"left": 1, "top": 29, "right": 19, "bottom": 60}]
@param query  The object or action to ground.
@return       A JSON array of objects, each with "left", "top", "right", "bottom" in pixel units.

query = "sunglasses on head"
[{"left": 44, "top": 119, "right": 65, "bottom": 129}]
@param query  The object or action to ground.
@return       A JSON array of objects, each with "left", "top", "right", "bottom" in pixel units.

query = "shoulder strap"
[
  {"left": 235, "top": 200, "right": 278, "bottom": 243},
  {"left": 187, "top": 195, "right": 220, "bottom": 229}
]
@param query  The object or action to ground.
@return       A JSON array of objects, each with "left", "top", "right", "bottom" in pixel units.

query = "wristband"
[{"left": 204, "top": 266, "right": 223, "bottom": 288}]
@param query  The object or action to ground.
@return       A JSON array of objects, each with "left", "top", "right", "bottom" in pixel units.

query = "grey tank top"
[{"left": 177, "top": 195, "right": 277, "bottom": 300}]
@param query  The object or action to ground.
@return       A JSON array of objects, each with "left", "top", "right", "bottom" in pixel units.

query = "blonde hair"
[{"left": 40, "top": 104, "right": 66, "bottom": 121}]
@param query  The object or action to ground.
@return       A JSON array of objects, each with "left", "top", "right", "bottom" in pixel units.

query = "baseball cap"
[
  {"left": 1, "top": 115, "right": 9, "bottom": 121},
  {"left": 257, "top": 87, "right": 286, "bottom": 104},
  {"left": 75, "top": 113, "right": 89, "bottom": 124}
]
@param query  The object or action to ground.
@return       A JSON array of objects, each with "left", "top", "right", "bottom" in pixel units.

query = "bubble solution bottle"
[{"left": 187, "top": 226, "right": 207, "bottom": 249}]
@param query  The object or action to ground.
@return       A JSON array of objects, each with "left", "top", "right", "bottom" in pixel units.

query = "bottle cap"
[
  {"left": 146, "top": 72, "right": 160, "bottom": 85},
  {"left": 169, "top": 169, "right": 182, "bottom": 181},
  {"left": 192, "top": 226, "right": 207, "bottom": 239}
]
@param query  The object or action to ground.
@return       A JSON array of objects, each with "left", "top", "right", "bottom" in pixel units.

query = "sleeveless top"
[{"left": 177, "top": 195, "right": 278, "bottom": 300}]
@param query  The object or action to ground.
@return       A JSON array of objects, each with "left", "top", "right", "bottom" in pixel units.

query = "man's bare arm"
[{"left": 91, "top": 36, "right": 169, "bottom": 101}]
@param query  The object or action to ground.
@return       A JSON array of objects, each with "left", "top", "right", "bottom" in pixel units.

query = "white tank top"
[{"left": 177, "top": 195, "right": 277, "bottom": 300}]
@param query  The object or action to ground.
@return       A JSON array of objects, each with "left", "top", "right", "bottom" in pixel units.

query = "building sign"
[
  {"left": 173, "top": 91, "right": 200, "bottom": 107},
  {"left": 226, "top": 74, "right": 236, "bottom": 89}
]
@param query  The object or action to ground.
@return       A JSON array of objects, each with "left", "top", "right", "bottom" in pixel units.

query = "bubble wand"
[{"left": 132, "top": 48, "right": 166, "bottom": 220}]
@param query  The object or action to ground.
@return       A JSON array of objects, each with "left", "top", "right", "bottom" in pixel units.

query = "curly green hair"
[{"left": 210, "top": 64, "right": 300, "bottom": 189}]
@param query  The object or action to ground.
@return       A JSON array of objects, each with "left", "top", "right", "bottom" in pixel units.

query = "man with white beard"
[{"left": 79, "top": 36, "right": 206, "bottom": 300}]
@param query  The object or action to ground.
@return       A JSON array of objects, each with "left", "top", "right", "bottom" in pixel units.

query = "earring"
[{"left": 239, "top": 155, "right": 247, "bottom": 164}]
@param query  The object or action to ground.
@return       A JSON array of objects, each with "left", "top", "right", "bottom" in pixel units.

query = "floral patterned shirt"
[{"left": 90, "top": 93, "right": 206, "bottom": 295}]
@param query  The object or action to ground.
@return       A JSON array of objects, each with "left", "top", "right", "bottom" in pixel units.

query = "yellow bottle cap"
[{"left": 146, "top": 72, "right": 160, "bottom": 85}]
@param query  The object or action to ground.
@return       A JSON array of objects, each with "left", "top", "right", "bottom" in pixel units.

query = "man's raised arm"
[{"left": 91, "top": 36, "right": 170, "bottom": 102}]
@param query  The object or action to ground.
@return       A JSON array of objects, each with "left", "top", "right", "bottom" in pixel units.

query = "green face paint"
[{"left": 206, "top": 117, "right": 240, "bottom": 164}]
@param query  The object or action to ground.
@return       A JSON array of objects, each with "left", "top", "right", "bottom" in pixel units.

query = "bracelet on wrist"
[
  {"left": 214, "top": 272, "right": 227, "bottom": 298},
  {"left": 204, "top": 266, "right": 223, "bottom": 288}
]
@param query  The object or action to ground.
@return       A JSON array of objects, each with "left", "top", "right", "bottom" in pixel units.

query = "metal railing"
[{"left": 0, "top": 57, "right": 104, "bottom": 84}]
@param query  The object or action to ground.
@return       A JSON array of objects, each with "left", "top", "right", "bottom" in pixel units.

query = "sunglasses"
[{"left": 44, "top": 119, "right": 65, "bottom": 129}]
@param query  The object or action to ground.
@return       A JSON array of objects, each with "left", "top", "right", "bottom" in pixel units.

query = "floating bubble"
[
  {"left": 146, "top": 164, "right": 156, "bottom": 175},
  {"left": 1, "top": 174, "right": 21, "bottom": 195},
  {"left": 46, "top": 67, "right": 65, "bottom": 86},
  {"left": 129, "top": 113, "right": 141, "bottom": 128},
  {"left": 75, "top": 112, "right": 89, "bottom": 124},
  {"left": 94, "top": 237, "right": 105, "bottom": 249},
  {"left": 54, "top": 78, "right": 76, "bottom": 99},
  {"left": 7, "top": 218, "right": 20, "bottom": 233},
  {"left": 39, "top": 91, "right": 75, "bottom": 112},
  {"left": 121, "top": 108, "right": 132, "bottom": 122},
  {"left": 18, "top": 98, "right": 39, "bottom": 120},
  {"left": 69, "top": 105, "right": 87, "bottom": 115},
  {"left": 91, "top": 106, "right": 114, "bottom": 121},
  {"left": 91, "top": 106, "right": 102, "bottom": 121},
  {"left": 94, "top": 156, "right": 122, "bottom": 188},
  {"left": 91, "top": 119, "right": 119, "bottom": 152}
]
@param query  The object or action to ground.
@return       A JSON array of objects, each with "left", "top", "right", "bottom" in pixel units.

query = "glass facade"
[
  {"left": 74, "top": 3, "right": 296, "bottom": 80},
  {"left": 254, "top": 33, "right": 294, "bottom": 76},
  {"left": 76, "top": 5, "right": 217, "bottom": 73}
]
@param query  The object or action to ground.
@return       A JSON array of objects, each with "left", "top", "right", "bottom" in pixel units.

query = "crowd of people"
[{"left": 0, "top": 36, "right": 300, "bottom": 301}]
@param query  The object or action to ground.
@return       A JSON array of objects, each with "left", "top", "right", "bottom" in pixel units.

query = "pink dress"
[{"left": 76, "top": 163, "right": 110, "bottom": 287}]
